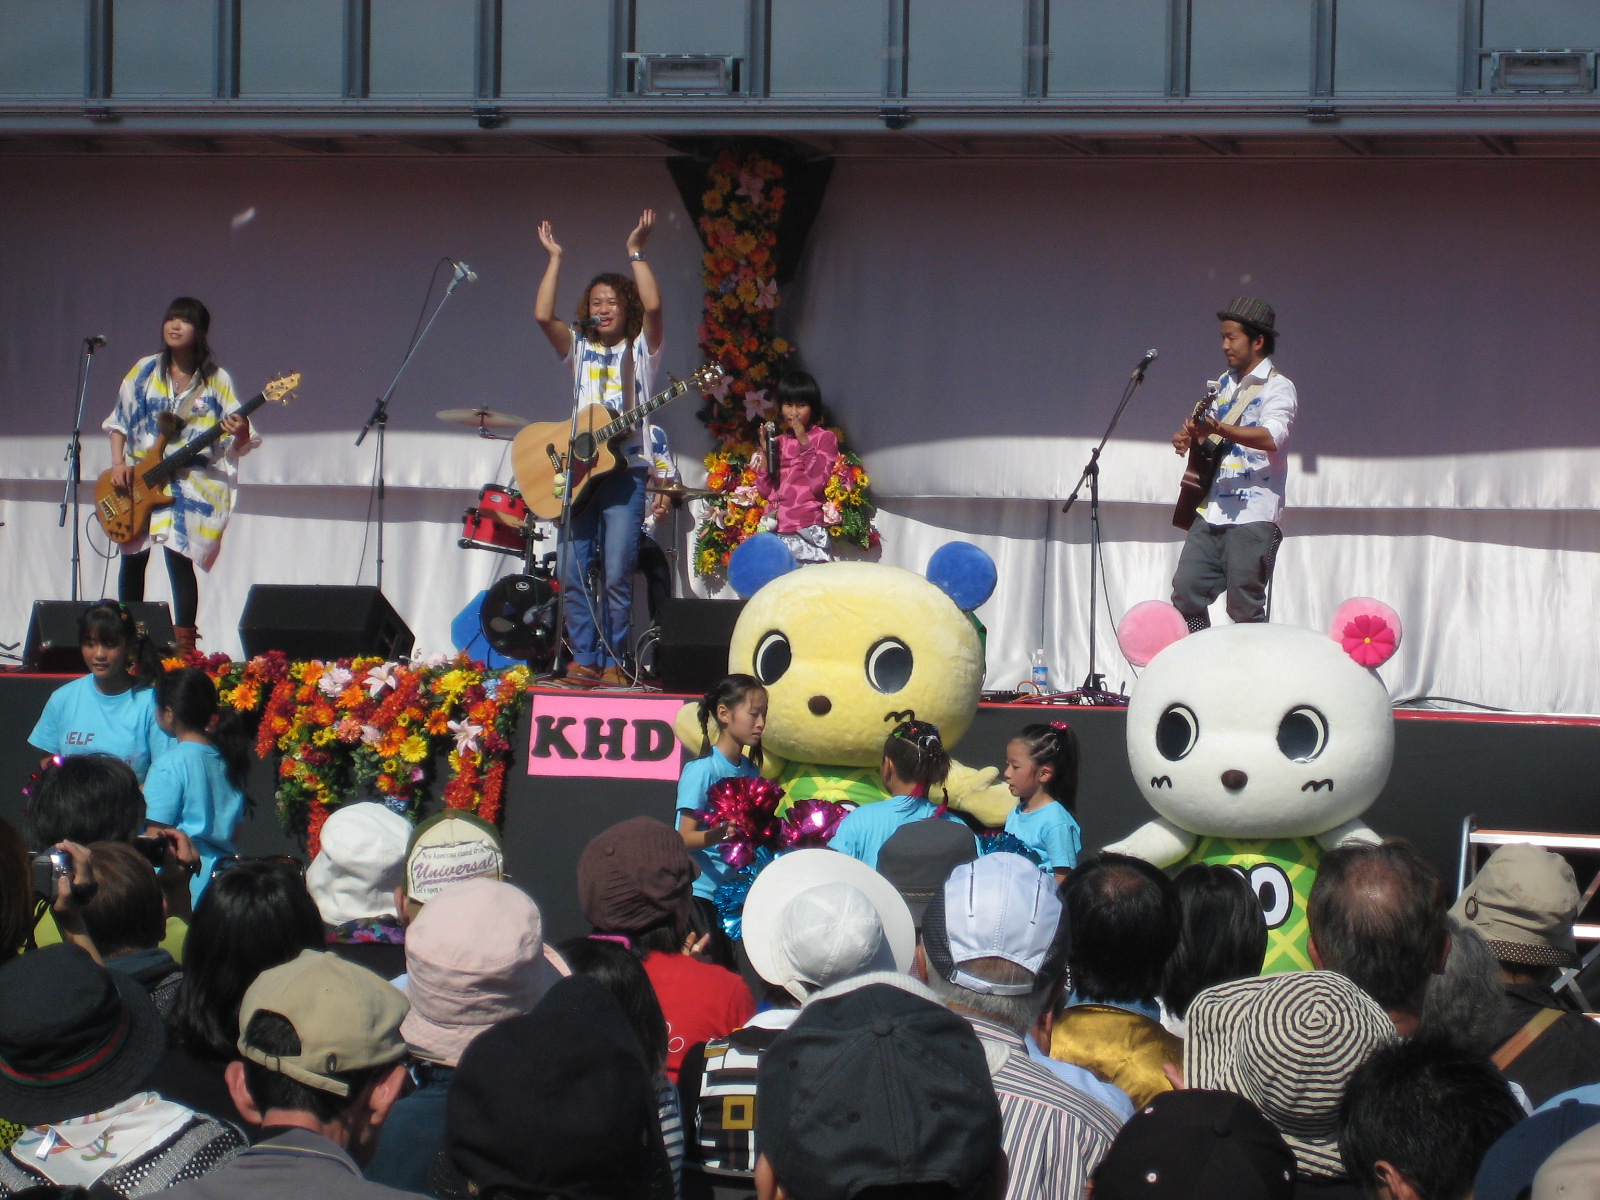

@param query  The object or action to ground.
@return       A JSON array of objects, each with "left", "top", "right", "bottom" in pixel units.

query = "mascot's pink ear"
[
  {"left": 1329, "top": 598, "right": 1402, "bottom": 668},
  {"left": 1118, "top": 601, "right": 1190, "bottom": 668}
]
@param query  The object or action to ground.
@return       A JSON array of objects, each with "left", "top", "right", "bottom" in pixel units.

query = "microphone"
[
  {"left": 1131, "top": 349, "right": 1158, "bottom": 379},
  {"left": 763, "top": 421, "right": 779, "bottom": 482},
  {"left": 445, "top": 260, "right": 478, "bottom": 295},
  {"left": 85, "top": 334, "right": 107, "bottom": 352},
  {"left": 573, "top": 316, "right": 600, "bottom": 334}
]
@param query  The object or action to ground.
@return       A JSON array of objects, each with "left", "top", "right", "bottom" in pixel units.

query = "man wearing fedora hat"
[{"left": 1170, "top": 297, "right": 1297, "bottom": 630}]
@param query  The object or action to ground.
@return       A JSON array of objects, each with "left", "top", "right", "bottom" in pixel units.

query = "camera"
[
  {"left": 132, "top": 835, "right": 167, "bottom": 868},
  {"left": 31, "top": 849, "right": 69, "bottom": 901}
]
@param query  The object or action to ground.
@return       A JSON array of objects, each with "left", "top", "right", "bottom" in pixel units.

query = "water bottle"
[{"left": 1031, "top": 648, "right": 1051, "bottom": 694}]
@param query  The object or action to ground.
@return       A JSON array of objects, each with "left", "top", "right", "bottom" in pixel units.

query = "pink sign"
[{"left": 526, "top": 692, "right": 687, "bottom": 780}]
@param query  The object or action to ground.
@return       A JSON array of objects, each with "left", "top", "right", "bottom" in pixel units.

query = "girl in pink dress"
[{"left": 751, "top": 372, "right": 841, "bottom": 564}]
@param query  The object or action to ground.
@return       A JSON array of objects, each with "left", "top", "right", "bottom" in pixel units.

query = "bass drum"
[{"left": 479, "top": 573, "right": 559, "bottom": 667}]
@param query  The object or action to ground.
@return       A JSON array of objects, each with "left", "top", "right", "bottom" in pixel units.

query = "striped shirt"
[
  {"left": 656, "top": 1077, "right": 685, "bottom": 1198},
  {"left": 962, "top": 1014, "right": 1120, "bottom": 1200}
]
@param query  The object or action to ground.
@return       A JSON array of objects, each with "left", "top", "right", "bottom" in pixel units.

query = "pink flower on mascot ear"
[{"left": 1329, "top": 598, "right": 1402, "bottom": 667}]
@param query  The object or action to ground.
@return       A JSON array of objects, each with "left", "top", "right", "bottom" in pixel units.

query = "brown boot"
[{"left": 173, "top": 626, "right": 200, "bottom": 657}]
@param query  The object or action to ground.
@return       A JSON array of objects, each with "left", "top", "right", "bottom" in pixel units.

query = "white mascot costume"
[{"left": 1106, "top": 598, "right": 1402, "bottom": 973}]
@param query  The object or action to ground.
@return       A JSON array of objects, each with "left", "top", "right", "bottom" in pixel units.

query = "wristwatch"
[{"left": 628, "top": 251, "right": 646, "bottom": 262}]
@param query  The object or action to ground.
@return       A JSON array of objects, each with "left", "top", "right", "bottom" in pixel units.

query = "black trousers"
[
  {"left": 1170, "top": 519, "right": 1281, "bottom": 629},
  {"left": 120, "top": 546, "right": 199, "bottom": 628}
]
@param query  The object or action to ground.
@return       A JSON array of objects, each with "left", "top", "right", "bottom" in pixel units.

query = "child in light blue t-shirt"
[
  {"left": 830, "top": 718, "right": 973, "bottom": 870},
  {"left": 1002, "top": 721, "right": 1083, "bottom": 885},
  {"left": 28, "top": 600, "right": 172, "bottom": 782},
  {"left": 676, "top": 674, "right": 768, "bottom": 901},
  {"left": 142, "top": 667, "right": 250, "bottom": 905}
]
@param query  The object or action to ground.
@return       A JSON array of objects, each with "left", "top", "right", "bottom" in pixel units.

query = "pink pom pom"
[
  {"left": 1117, "top": 601, "right": 1191, "bottom": 668},
  {"left": 778, "top": 798, "right": 856, "bottom": 849},
  {"left": 1329, "top": 598, "right": 1402, "bottom": 667}
]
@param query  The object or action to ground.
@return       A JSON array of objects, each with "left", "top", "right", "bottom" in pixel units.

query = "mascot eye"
[
  {"left": 1277, "top": 706, "right": 1329, "bottom": 762},
  {"left": 753, "top": 632, "right": 792, "bottom": 685},
  {"left": 1248, "top": 863, "right": 1294, "bottom": 929},
  {"left": 1155, "top": 704, "right": 1199, "bottom": 761},
  {"left": 865, "top": 638, "right": 914, "bottom": 694}
]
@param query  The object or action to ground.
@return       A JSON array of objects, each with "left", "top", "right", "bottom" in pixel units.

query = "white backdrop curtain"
[{"left": 2, "top": 155, "right": 1596, "bottom": 713}]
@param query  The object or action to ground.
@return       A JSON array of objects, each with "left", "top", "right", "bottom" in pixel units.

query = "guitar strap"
[{"left": 1208, "top": 368, "right": 1275, "bottom": 446}]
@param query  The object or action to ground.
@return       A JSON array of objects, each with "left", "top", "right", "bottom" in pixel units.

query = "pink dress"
[{"left": 755, "top": 426, "right": 840, "bottom": 533}]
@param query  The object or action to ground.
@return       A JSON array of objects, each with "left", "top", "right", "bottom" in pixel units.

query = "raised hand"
[
  {"left": 538, "top": 220, "right": 562, "bottom": 258},
  {"left": 627, "top": 209, "right": 656, "bottom": 255}
]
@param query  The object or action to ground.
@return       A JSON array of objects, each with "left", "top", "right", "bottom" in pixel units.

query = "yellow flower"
[
  {"left": 772, "top": 338, "right": 789, "bottom": 354},
  {"left": 399, "top": 734, "right": 430, "bottom": 764},
  {"left": 435, "top": 669, "right": 475, "bottom": 700},
  {"left": 703, "top": 189, "right": 723, "bottom": 211},
  {"left": 733, "top": 233, "right": 757, "bottom": 256},
  {"left": 736, "top": 278, "right": 758, "bottom": 305}
]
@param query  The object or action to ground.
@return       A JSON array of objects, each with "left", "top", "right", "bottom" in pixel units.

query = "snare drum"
[
  {"left": 477, "top": 484, "right": 528, "bottom": 529},
  {"left": 459, "top": 508, "right": 527, "bottom": 554}
]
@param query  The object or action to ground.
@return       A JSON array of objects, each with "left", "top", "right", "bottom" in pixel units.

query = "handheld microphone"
[
  {"left": 1131, "top": 349, "right": 1158, "bottom": 379},
  {"left": 573, "top": 316, "right": 601, "bottom": 334},
  {"left": 85, "top": 334, "right": 107, "bottom": 351},
  {"left": 763, "top": 421, "right": 780, "bottom": 482},
  {"left": 450, "top": 260, "right": 478, "bottom": 284}
]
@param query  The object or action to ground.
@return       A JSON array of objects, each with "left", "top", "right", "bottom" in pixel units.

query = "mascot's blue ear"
[
  {"left": 926, "top": 542, "right": 997, "bottom": 613},
  {"left": 728, "top": 533, "right": 799, "bottom": 598}
]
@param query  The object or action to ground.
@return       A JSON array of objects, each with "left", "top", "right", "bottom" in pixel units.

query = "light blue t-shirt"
[
  {"left": 1004, "top": 801, "right": 1083, "bottom": 873},
  {"left": 1024, "top": 1035, "right": 1135, "bottom": 1124},
  {"left": 142, "top": 741, "right": 247, "bottom": 905},
  {"left": 28, "top": 674, "right": 172, "bottom": 783},
  {"left": 677, "top": 747, "right": 760, "bottom": 900},
  {"left": 829, "top": 795, "right": 973, "bottom": 871}
]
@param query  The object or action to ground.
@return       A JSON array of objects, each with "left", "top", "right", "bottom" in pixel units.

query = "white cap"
[
  {"left": 306, "top": 802, "right": 412, "bottom": 926},
  {"left": 743, "top": 849, "right": 915, "bottom": 1003}
]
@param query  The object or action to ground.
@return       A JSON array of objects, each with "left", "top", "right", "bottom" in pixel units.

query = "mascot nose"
[
  {"left": 808, "top": 695, "right": 832, "bottom": 716},
  {"left": 1221, "top": 769, "right": 1248, "bottom": 791}
]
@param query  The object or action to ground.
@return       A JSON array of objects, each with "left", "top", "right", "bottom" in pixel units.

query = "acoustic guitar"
[
  {"left": 94, "top": 373, "right": 300, "bottom": 544},
  {"left": 512, "top": 362, "right": 724, "bottom": 521},
  {"left": 1171, "top": 384, "right": 1222, "bottom": 531}
]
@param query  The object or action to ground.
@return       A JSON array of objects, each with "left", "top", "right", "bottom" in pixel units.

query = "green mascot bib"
[
  {"left": 775, "top": 761, "right": 889, "bottom": 814},
  {"left": 1183, "top": 835, "right": 1323, "bottom": 974}
]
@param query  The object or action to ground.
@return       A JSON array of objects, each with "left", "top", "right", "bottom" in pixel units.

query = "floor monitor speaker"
[{"left": 239, "top": 585, "right": 414, "bottom": 661}]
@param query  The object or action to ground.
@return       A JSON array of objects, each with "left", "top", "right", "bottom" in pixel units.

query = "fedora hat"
[{"left": 1217, "top": 296, "right": 1278, "bottom": 338}]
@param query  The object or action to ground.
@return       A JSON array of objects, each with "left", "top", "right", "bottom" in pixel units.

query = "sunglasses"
[{"left": 210, "top": 854, "right": 306, "bottom": 879}]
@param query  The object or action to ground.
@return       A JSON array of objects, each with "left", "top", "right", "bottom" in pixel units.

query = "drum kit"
[{"left": 436, "top": 406, "right": 715, "bottom": 668}]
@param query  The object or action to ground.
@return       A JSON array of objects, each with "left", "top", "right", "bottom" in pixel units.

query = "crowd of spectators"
[{"left": 5, "top": 751, "right": 1600, "bottom": 1200}]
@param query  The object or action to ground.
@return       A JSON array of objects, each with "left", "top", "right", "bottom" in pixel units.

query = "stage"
[{"left": 5, "top": 673, "right": 1598, "bottom": 943}]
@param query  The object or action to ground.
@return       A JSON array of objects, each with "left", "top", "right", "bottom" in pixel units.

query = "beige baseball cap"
[
  {"left": 1450, "top": 844, "right": 1582, "bottom": 968},
  {"left": 405, "top": 811, "right": 504, "bottom": 903},
  {"left": 1532, "top": 1121, "right": 1600, "bottom": 1200},
  {"left": 238, "top": 950, "right": 409, "bottom": 1096}
]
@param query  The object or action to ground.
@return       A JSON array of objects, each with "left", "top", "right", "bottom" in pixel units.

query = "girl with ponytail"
[
  {"left": 142, "top": 666, "right": 251, "bottom": 904},
  {"left": 1003, "top": 720, "right": 1083, "bottom": 884},
  {"left": 829, "top": 717, "right": 972, "bottom": 870},
  {"left": 676, "top": 674, "right": 768, "bottom": 905}
]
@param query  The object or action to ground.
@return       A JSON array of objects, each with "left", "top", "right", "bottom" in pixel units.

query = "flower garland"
[
  {"left": 169, "top": 651, "right": 529, "bottom": 856},
  {"left": 689, "top": 148, "right": 877, "bottom": 577}
]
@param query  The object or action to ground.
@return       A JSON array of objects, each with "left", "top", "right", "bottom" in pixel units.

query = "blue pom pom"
[
  {"left": 926, "top": 542, "right": 997, "bottom": 612},
  {"left": 977, "top": 831, "right": 1042, "bottom": 866},
  {"left": 728, "top": 533, "right": 799, "bottom": 598},
  {"left": 710, "top": 847, "right": 777, "bottom": 940}
]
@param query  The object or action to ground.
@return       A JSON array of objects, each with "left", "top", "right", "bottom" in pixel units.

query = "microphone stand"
[
  {"left": 548, "top": 318, "right": 600, "bottom": 681},
  {"left": 357, "top": 265, "right": 470, "bottom": 594},
  {"left": 1057, "top": 351, "right": 1156, "bottom": 704},
  {"left": 60, "top": 336, "right": 104, "bottom": 602}
]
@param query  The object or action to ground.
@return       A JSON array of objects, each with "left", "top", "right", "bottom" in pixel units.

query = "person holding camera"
[{"left": 23, "top": 755, "right": 200, "bottom": 958}]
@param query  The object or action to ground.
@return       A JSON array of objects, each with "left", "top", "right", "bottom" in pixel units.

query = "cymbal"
[
  {"left": 647, "top": 482, "right": 718, "bottom": 500},
  {"left": 436, "top": 407, "right": 528, "bottom": 431}
]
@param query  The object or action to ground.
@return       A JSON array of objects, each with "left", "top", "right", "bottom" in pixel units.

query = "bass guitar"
[
  {"left": 512, "top": 362, "right": 724, "bottom": 521},
  {"left": 94, "top": 373, "right": 300, "bottom": 544},
  {"left": 1171, "top": 384, "right": 1222, "bottom": 531}
]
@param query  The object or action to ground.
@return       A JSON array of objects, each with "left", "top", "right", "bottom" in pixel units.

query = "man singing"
[{"left": 1169, "top": 297, "right": 1296, "bottom": 630}]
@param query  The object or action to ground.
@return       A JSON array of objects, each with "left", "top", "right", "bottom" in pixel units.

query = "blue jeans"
[{"left": 561, "top": 467, "right": 647, "bottom": 668}]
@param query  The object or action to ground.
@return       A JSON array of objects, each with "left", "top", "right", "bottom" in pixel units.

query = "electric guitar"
[
  {"left": 1171, "top": 384, "right": 1222, "bottom": 531},
  {"left": 512, "top": 363, "right": 724, "bottom": 521},
  {"left": 94, "top": 373, "right": 300, "bottom": 544}
]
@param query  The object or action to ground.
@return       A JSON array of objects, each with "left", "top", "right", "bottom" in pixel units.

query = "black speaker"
[
  {"left": 24, "top": 600, "right": 176, "bottom": 672},
  {"left": 239, "top": 586, "right": 414, "bottom": 661},
  {"left": 654, "top": 598, "right": 746, "bottom": 695}
]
